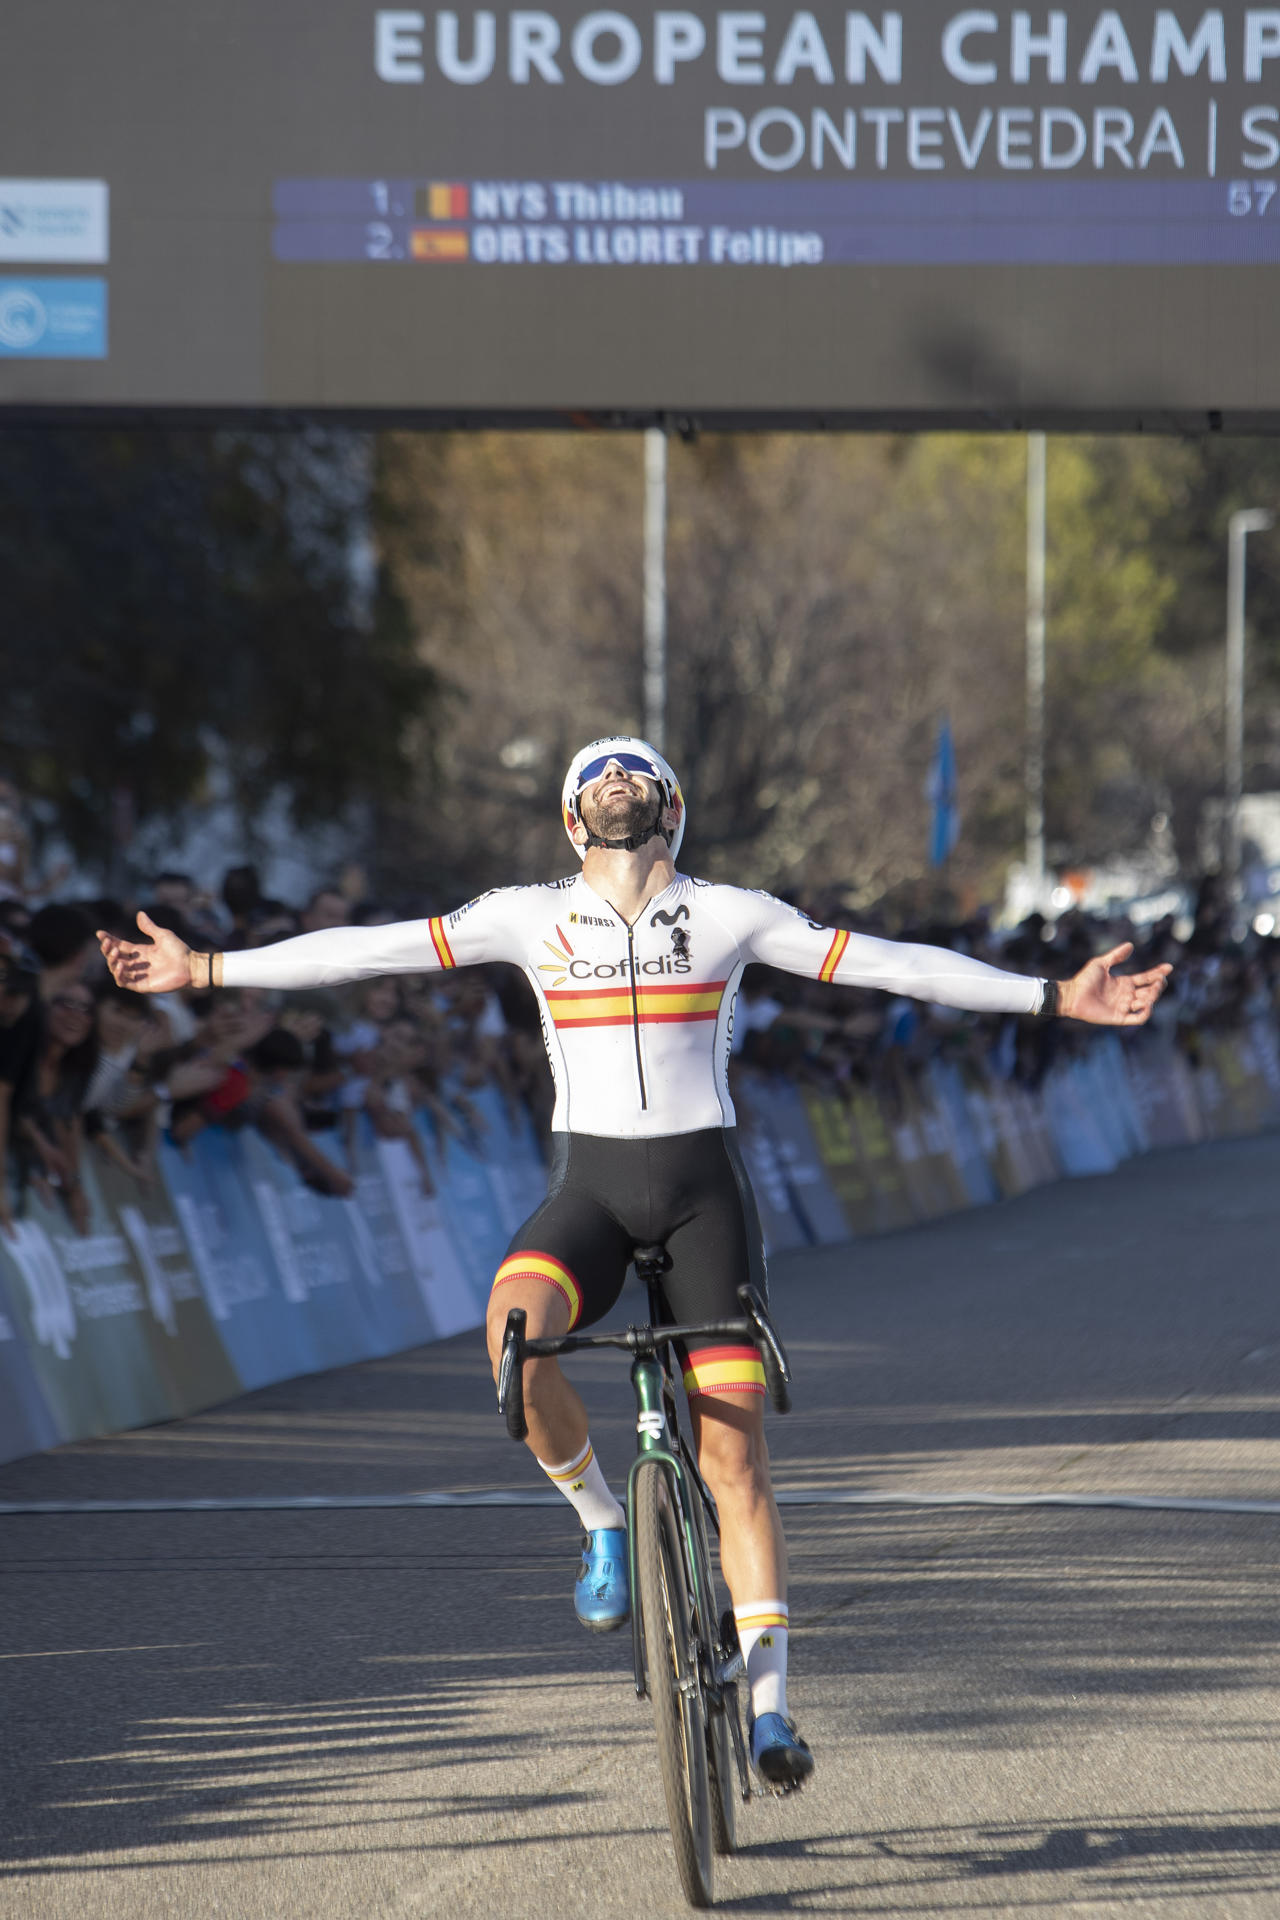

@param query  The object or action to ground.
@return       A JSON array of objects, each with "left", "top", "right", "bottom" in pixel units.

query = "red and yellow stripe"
[
  {"left": 682, "top": 1344, "right": 765, "bottom": 1398},
  {"left": 544, "top": 1441, "right": 594, "bottom": 1485},
  {"left": 734, "top": 1605, "right": 788, "bottom": 1632},
  {"left": 410, "top": 228, "right": 470, "bottom": 260},
  {"left": 428, "top": 915, "right": 457, "bottom": 970},
  {"left": 544, "top": 979, "right": 726, "bottom": 1029},
  {"left": 819, "top": 928, "right": 850, "bottom": 984},
  {"left": 491, "top": 1251, "right": 583, "bottom": 1329}
]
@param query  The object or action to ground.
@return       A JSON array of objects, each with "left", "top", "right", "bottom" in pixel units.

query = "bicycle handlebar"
[{"left": 496, "top": 1284, "right": 793, "bottom": 1433}]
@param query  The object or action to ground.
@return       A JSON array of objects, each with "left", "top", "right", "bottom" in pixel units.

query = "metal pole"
[
  {"left": 1025, "top": 433, "right": 1047, "bottom": 895},
  {"left": 643, "top": 427, "right": 667, "bottom": 751},
  {"left": 1225, "top": 508, "right": 1274, "bottom": 889}
]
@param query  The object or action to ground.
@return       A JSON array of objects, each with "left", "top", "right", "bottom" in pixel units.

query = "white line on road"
[{"left": 4, "top": 1488, "right": 1280, "bottom": 1517}]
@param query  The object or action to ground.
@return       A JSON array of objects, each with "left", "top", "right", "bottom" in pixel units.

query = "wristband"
[{"left": 1034, "top": 978, "right": 1060, "bottom": 1019}]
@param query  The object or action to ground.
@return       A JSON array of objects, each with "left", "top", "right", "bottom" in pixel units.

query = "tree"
[{"left": 0, "top": 426, "right": 436, "bottom": 881}]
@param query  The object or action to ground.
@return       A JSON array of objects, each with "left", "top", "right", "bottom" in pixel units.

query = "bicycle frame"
[{"left": 626, "top": 1348, "right": 719, "bottom": 1705}]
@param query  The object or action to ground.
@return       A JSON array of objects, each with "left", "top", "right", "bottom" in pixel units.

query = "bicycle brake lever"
[
  {"left": 737, "top": 1285, "right": 792, "bottom": 1413},
  {"left": 497, "top": 1308, "right": 528, "bottom": 1442}
]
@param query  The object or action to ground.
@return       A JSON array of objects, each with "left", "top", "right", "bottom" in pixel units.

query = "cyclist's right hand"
[{"left": 97, "top": 912, "right": 198, "bottom": 995}]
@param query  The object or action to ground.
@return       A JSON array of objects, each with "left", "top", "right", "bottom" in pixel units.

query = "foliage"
[
  {"left": 4, "top": 421, "right": 1278, "bottom": 907},
  {"left": 0, "top": 426, "right": 436, "bottom": 876}
]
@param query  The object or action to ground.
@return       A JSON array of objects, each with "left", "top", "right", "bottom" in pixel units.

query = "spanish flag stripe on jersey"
[
  {"left": 428, "top": 916, "right": 456, "bottom": 970},
  {"left": 544, "top": 980, "right": 726, "bottom": 1001},
  {"left": 682, "top": 1345, "right": 765, "bottom": 1396},
  {"left": 544, "top": 982, "right": 726, "bottom": 1028},
  {"left": 819, "top": 928, "right": 850, "bottom": 983},
  {"left": 492, "top": 1251, "right": 583, "bottom": 1329}
]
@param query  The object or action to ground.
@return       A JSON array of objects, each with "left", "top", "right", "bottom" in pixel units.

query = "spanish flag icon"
[
  {"left": 415, "top": 183, "right": 469, "bottom": 221},
  {"left": 411, "top": 228, "right": 470, "bottom": 261}
]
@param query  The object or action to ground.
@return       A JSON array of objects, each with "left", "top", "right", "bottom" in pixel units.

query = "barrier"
[
  {"left": 2, "top": 1027, "right": 1278, "bottom": 1467},
  {"left": 0, "top": 1103, "right": 546, "bottom": 1466},
  {"left": 733, "top": 1028, "right": 1280, "bottom": 1255}
]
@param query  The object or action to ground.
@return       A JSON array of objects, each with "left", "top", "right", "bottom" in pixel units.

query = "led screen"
[{"left": 3, "top": 3, "right": 1280, "bottom": 423}]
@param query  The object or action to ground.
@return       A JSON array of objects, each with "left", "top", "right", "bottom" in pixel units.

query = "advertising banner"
[
  {"left": 796, "top": 1084, "right": 879, "bottom": 1236},
  {"left": 4, "top": 3, "right": 1280, "bottom": 421},
  {"left": 5, "top": 1025, "right": 1280, "bottom": 1468},
  {"left": 733, "top": 1076, "right": 812, "bottom": 1252}
]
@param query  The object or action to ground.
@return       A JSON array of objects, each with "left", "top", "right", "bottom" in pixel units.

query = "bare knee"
[
  {"left": 485, "top": 1285, "right": 569, "bottom": 1378},
  {"left": 696, "top": 1408, "right": 771, "bottom": 1506}
]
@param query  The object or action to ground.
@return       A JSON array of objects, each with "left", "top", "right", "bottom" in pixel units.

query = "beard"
[{"left": 581, "top": 787, "right": 661, "bottom": 844}]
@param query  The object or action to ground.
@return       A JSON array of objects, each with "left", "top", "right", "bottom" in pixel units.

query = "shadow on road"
[{"left": 713, "top": 1809, "right": 1280, "bottom": 1911}]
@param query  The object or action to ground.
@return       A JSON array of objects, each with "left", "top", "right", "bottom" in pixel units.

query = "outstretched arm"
[
  {"left": 1057, "top": 943, "right": 1171, "bottom": 1026},
  {"left": 737, "top": 893, "right": 1170, "bottom": 1026},
  {"left": 100, "top": 895, "right": 519, "bottom": 995}
]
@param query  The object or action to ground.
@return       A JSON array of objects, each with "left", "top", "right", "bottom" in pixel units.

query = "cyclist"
[{"left": 97, "top": 736, "right": 1170, "bottom": 1790}]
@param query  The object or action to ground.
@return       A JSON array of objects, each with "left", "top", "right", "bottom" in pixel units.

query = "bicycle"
[{"left": 497, "top": 1245, "right": 794, "bottom": 1909}]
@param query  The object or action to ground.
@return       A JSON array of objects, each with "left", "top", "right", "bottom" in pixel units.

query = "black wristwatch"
[{"left": 1034, "top": 979, "right": 1060, "bottom": 1019}]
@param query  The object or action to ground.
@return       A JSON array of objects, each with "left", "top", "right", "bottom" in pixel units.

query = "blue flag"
[{"left": 927, "top": 716, "right": 959, "bottom": 867}]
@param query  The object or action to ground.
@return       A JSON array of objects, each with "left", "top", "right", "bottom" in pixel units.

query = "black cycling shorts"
[{"left": 491, "top": 1127, "right": 769, "bottom": 1400}]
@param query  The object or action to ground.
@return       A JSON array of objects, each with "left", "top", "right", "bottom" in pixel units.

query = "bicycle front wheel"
[{"left": 635, "top": 1460, "right": 714, "bottom": 1908}]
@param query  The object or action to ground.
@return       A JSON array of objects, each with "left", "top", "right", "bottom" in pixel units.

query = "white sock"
[
  {"left": 734, "top": 1600, "right": 789, "bottom": 1720},
  {"left": 537, "top": 1437, "right": 625, "bottom": 1532}
]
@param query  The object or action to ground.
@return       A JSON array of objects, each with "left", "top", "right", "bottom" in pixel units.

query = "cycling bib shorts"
[{"left": 492, "top": 1127, "right": 769, "bottom": 1398}]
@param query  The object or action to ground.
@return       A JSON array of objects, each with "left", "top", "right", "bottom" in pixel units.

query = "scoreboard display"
[{"left": 3, "top": 2, "right": 1280, "bottom": 424}]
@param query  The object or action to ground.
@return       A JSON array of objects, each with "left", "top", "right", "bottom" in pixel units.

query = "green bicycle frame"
[{"left": 625, "top": 1351, "right": 715, "bottom": 1700}]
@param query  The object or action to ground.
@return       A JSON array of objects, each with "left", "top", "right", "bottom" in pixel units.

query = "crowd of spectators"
[
  {"left": 730, "top": 874, "right": 1280, "bottom": 1104},
  {"left": 0, "top": 865, "right": 550, "bottom": 1238},
  {"left": 2, "top": 853, "right": 1276, "bottom": 1240}
]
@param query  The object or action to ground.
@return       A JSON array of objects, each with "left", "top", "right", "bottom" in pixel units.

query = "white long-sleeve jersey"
[{"left": 222, "top": 873, "right": 1043, "bottom": 1139}]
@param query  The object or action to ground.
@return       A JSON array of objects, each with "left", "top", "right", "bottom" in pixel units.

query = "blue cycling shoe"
[
  {"left": 574, "top": 1527, "right": 630, "bottom": 1632},
  {"left": 749, "top": 1711, "right": 815, "bottom": 1792}
]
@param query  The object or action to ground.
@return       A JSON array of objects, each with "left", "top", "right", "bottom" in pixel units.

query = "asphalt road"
[{"left": 4, "top": 1132, "right": 1280, "bottom": 1918}]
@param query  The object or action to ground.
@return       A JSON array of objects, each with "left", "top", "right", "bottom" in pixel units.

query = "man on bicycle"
[{"left": 98, "top": 736, "right": 1170, "bottom": 1791}]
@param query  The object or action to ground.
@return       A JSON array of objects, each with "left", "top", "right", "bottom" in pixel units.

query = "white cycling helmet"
[{"left": 561, "top": 736, "right": 686, "bottom": 861}]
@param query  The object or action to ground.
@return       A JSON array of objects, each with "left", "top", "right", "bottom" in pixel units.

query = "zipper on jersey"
[{"left": 626, "top": 923, "right": 648, "bottom": 1110}]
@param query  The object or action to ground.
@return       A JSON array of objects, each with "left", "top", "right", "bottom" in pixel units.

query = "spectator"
[
  {"left": 26, "top": 903, "right": 95, "bottom": 1001},
  {"left": 20, "top": 979, "right": 98, "bottom": 1232},
  {"left": 0, "top": 945, "right": 41, "bottom": 1236},
  {"left": 83, "top": 982, "right": 163, "bottom": 1186},
  {"left": 243, "top": 1028, "right": 354, "bottom": 1197},
  {"left": 300, "top": 886, "right": 350, "bottom": 934},
  {"left": 221, "top": 865, "right": 264, "bottom": 950},
  {"left": 0, "top": 778, "right": 31, "bottom": 903}
]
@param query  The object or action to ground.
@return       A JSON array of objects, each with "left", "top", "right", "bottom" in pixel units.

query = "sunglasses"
[{"left": 574, "top": 752, "right": 661, "bottom": 793}]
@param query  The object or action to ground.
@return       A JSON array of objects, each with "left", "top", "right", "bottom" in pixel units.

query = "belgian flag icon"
[{"left": 415, "top": 183, "right": 469, "bottom": 221}]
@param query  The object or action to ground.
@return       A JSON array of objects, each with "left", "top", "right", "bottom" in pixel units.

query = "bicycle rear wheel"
[{"left": 635, "top": 1461, "right": 714, "bottom": 1908}]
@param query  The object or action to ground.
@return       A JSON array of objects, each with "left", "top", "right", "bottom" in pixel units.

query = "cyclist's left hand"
[{"left": 1060, "top": 944, "right": 1172, "bottom": 1026}]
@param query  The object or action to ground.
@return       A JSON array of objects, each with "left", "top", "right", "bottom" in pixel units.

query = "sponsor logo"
[
  {"left": 0, "top": 277, "right": 107, "bottom": 358},
  {"left": 568, "top": 912, "right": 612, "bottom": 927},
  {"left": 446, "top": 888, "right": 498, "bottom": 929},
  {"left": 0, "top": 286, "right": 45, "bottom": 350},
  {"left": 539, "top": 951, "right": 693, "bottom": 984},
  {"left": 0, "top": 179, "right": 108, "bottom": 263},
  {"left": 637, "top": 1409, "right": 666, "bottom": 1442},
  {"left": 537, "top": 925, "right": 579, "bottom": 986}
]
